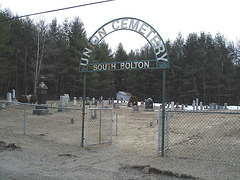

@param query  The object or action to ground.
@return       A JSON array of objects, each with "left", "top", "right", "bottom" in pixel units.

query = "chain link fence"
[
  {"left": 0, "top": 101, "right": 82, "bottom": 146},
  {"left": 163, "top": 110, "right": 240, "bottom": 162},
  {"left": 86, "top": 108, "right": 113, "bottom": 146}
]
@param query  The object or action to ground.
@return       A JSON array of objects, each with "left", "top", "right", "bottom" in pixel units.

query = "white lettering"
[
  {"left": 81, "top": 58, "right": 88, "bottom": 66},
  {"left": 154, "top": 42, "right": 165, "bottom": 56},
  {"left": 134, "top": 62, "right": 138, "bottom": 68},
  {"left": 120, "top": 63, "right": 125, "bottom": 69},
  {"left": 83, "top": 48, "right": 92, "bottom": 58},
  {"left": 98, "top": 64, "right": 102, "bottom": 70},
  {"left": 125, "top": 63, "right": 130, "bottom": 69},
  {"left": 144, "top": 61, "right": 150, "bottom": 68},
  {"left": 138, "top": 62, "right": 143, "bottom": 68},
  {"left": 102, "top": 64, "right": 107, "bottom": 70},
  {"left": 111, "top": 63, "right": 116, "bottom": 69},
  {"left": 93, "top": 64, "right": 97, "bottom": 71},
  {"left": 157, "top": 52, "right": 168, "bottom": 62}
]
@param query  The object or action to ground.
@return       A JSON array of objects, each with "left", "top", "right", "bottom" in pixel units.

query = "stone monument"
[
  {"left": 6, "top": 92, "right": 13, "bottom": 106},
  {"left": 33, "top": 75, "right": 49, "bottom": 115},
  {"left": 58, "top": 96, "right": 69, "bottom": 111},
  {"left": 145, "top": 98, "right": 154, "bottom": 111}
]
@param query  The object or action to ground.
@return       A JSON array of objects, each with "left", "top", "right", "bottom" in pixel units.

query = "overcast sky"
[{"left": 1, "top": 0, "right": 239, "bottom": 52}]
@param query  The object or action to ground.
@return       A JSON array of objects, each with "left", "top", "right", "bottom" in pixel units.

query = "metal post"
[
  {"left": 24, "top": 104, "right": 26, "bottom": 135},
  {"left": 161, "top": 70, "right": 166, "bottom": 157},
  {"left": 81, "top": 72, "right": 86, "bottom": 148},
  {"left": 99, "top": 109, "right": 102, "bottom": 143}
]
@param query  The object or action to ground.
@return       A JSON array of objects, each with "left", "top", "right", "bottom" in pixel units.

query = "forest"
[{"left": 0, "top": 8, "right": 240, "bottom": 105}]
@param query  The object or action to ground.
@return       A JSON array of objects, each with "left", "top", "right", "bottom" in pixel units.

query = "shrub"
[
  {"left": 128, "top": 96, "right": 138, "bottom": 107},
  {"left": 17, "top": 95, "right": 28, "bottom": 103},
  {"left": 30, "top": 94, "right": 38, "bottom": 104}
]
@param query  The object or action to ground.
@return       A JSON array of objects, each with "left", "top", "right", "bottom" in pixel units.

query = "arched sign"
[
  {"left": 79, "top": 17, "right": 169, "bottom": 157},
  {"left": 79, "top": 17, "right": 170, "bottom": 72}
]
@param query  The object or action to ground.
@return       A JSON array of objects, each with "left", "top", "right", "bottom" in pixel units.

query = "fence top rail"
[
  {"left": 166, "top": 110, "right": 240, "bottom": 114},
  {"left": 0, "top": 100, "right": 82, "bottom": 110},
  {"left": 88, "top": 107, "right": 113, "bottom": 110}
]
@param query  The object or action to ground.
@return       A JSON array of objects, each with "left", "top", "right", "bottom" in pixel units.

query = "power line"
[{"left": 0, "top": 0, "right": 115, "bottom": 22}]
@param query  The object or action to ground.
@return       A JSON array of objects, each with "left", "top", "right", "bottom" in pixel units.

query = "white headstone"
[
  {"left": 92, "top": 97, "right": 96, "bottom": 105},
  {"left": 7, "top": 93, "right": 12, "bottom": 102},
  {"left": 12, "top": 89, "right": 16, "bottom": 99},
  {"left": 192, "top": 100, "right": 196, "bottom": 111},
  {"left": 196, "top": 98, "right": 199, "bottom": 111},
  {"left": 64, "top": 94, "right": 70, "bottom": 100},
  {"left": 73, "top": 97, "right": 77, "bottom": 106},
  {"left": 171, "top": 101, "right": 174, "bottom": 111},
  {"left": 200, "top": 102, "right": 203, "bottom": 111},
  {"left": 58, "top": 96, "right": 69, "bottom": 111},
  {"left": 1, "top": 104, "right": 6, "bottom": 110}
]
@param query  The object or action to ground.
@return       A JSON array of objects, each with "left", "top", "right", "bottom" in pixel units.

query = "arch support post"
[
  {"left": 81, "top": 72, "right": 86, "bottom": 148},
  {"left": 161, "top": 69, "right": 166, "bottom": 156}
]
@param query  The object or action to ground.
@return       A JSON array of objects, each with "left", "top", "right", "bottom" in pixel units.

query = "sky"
[{"left": 1, "top": 0, "right": 239, "bottom": 53}]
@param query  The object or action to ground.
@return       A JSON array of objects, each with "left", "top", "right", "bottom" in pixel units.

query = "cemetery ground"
[{"left": 0, "top": 101, "right": 240, "bottom": 180}]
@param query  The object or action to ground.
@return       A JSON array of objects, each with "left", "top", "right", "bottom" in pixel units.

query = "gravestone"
[
  {"left": 196, "top": 98, "right": 199, "bottom": 111},
  {"left": 108, "top": 97, "right": 111, "bottom": 105},
  {"left": 12, "top": 89, "right": 16, "bottom": 100},
  {"left": 200, "top": 102, "right": 203, "bottom": 111},
  {"left": 102, "top": 100, "right": 108, "bottom": 108},
  {"left": 79, "top": 97, "right": 83, "bottom": 101},
  {"left": 181, "top": 104, "right": 184, "bottom": 111},
  {"left": 58, "top": 96, "right": 69, "bottom": 111},
  {"left": 145, "top": 98, "right": 154, "bottom": 111},
  {"left": 64, "top": 94, "right": 70, "bottom": 100},
  {"left": 140, "top": 101, "right": 145, "bottom": 107},
  {"left": 73, "top": 97, "right": 77, "bottom": 106},
  {"left": 171, "top": 101, "right": 174, "bottom": 111},
  {"left": 86, "top": 97, "right": 90, "bottom": 105},
  {"left": 175, "top": 103, "right": 179, "bottom": 108},
  {"left": 33, "top": 75, "right": 49, "bottom": 115},
  {"left": 224, "top": 103, "right": 228, "bottom": 110},
  {"left": 1, "top": 103, "right": 6, "bottom": 110},
  {"left": 113, "top": 103, "right": 120, "bottom": 109},
  {"left": 92, "top": 97, "right": 96, "bottom": 105},
  {"left": 129, "top": 102, "right": 133, "bottom": 107},
  {"left": 167, "top": 103, "right": 170, "bottom": 110},
  {"left": 51, "top": 101, "right": 57, "bottom": 107},
  {"left": 6, "top": 92, "right": 13, "bottom": 106},
  {"left": 132, "top": 105, "right": 140, "bottom": 113},
  {"left": 91, "top": 109, "right": 97, "bottom": 119},
  {"left": 111, "top": 98, "right": 114, "bottom": 105},
  {"left": 192, "top": 100, "right": 196, "bottom": 111}
]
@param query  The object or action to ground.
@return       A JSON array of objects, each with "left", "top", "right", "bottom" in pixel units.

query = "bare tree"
[{"left": 33, "top": 20, "right": 47, "bottom": 94}]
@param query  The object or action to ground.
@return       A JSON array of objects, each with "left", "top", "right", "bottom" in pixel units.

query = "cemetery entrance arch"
[{"left": 79, "top": 17, "right": 170, "bottom": 156}]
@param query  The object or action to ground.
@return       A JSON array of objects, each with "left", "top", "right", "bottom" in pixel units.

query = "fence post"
[{"left": 24, "top": 104, "right": 26, "bottom": 135}]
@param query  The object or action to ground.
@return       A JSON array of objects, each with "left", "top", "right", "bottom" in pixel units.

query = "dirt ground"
[{"left": 0, "top": 101, "right": 240, "bottom": 180}]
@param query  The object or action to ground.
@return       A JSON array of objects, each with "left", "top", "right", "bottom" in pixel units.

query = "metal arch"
[{"left": 79, "top": 17, "right": 170, "bottom": 72}]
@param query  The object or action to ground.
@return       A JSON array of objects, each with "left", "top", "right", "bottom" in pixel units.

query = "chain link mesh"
[
  {"left": 165, "top": 110, "right": 240, "bottom": 162},
  {"left": 0, "top": 101, "right": 82, "bottom": 146},
  {"left": 86, "top": 108, "right": 113, "bottom": 145}
]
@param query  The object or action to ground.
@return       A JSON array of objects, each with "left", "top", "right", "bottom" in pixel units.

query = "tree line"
[{"left": 0, "top": 8, "right": 240, "bottom": 105}]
